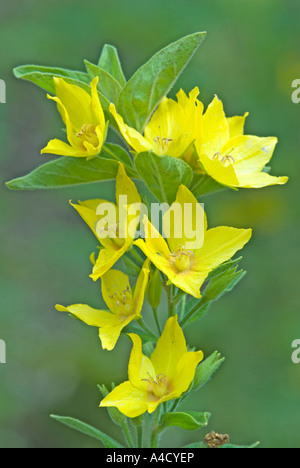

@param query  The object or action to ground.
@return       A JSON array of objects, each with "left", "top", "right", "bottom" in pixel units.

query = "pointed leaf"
[
  {"left": 13, "top": 65, "right": 111, "bottom": 112},
  {"left": 160, "top": 411, "right": 210, "bottom": 431},
  {"left": 98, "top": 44, "right": 126, "bottom": 86},
  {"left": 220, "top": 442, "right": 260, "bottom": 449},
  {"left": 190, "top": 172, "right": 226, "bottom": 198},
  {"left": 102, "top": 143, "right": 137, "bottom": 177},
  {"left": 135, "top": 151, "right": 193, "bottom": 204},
  {"left": 84, "top": 60, "right": 122, "bottom": 105},
  {"left": 193, "top": 351, "right": 225, "bottom": 391},
  {"left": 183, "top": 442, "right": 207, "bottom": 448},
  {"left": 13, "top": 65, "right": 90, "bottom": 94},
  {"left": 204, "top": 268, "right": 246, "bottom": 303},
  {"left": 118, "top": 32, "right": 206, "bottom": 132},
  {"left": 50, "top": 415, "right": 123, "bottom": 448},
  {"left": 6, "top": 156, "right": 119, "bottom": 190}
]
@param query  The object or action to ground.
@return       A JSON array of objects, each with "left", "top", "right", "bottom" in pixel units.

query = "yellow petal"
[
  {"left": 227, "top": 113, "right": 248, "bottom": 138},
  {"left": 55, "top": 303, "right": 118, "bottom": 327},
  {"left": 53, "top": 77, "right": 93, "bottom": 130},
  {"left": 199, "top": 96, "right": 230, "bottom": 157},
  {"left": 101, "top": 269, "right": 133, "bottom": 315},
  {"left": 70, "top": 199, "right": 118, "bottom": 250},
  {"left": 56, "top": 304, "right": 133, "bottom": 350},
  {"left": 145, "top": 88, "right": 203, "bottom": 158},
  {"left": 132, "top": 260, "right": 151, "bottom": 317},
  {"left": 194, "top": 226, "right": 252, "bottom": 272},
  {"left": 90, "top": 77, "right": 105, "bottom": 131},
  {"left": 99, "top": 317, "right": 133, "bottom": 351},
  {"left": 169, "top": 270, "right": 208, "bottom": 299},
  {"left": 90, "top": 242, "right": 130, "bottom": 281},
  {"left": 128, "top": 334, "right": 157, "bottom": 390},
  {"left": 116, "top": 163, "right": 141, "bottom": 207},
  {"left": 109, "top": 104, "right": 152, "bottom": 153},
  {"left": 41, "top": 138, "right": 84, "bottom": 157},
  {"left": 150, "top": 316, "right": 187, "bottom": 380},
  {"left": 163, "top": 185, "right": 207, "bottom": 252},
  {"left": 46, "top": 93, "right": 80, "bottom": 149},
  {"left": 197, "top": 152, "right": 239, "bottom": 187},
  {"left": 100, "top": 381, "right": 149, "bottom": 418},
  {"left": 223, "top": 135, "right": 277, "bottom": 172},
  {"left": 172, "top": 351, "right": 204, "bottom": 396},
  {"left": 236, "top": 172, "right": 288, "bottom": 188}
]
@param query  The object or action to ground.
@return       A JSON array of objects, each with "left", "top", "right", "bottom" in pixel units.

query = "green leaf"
[
  {"left": 203, "top": 268, "right": 246, "bottom": 303},
  {"left": 50, "top": 415, "right": 123, "bottom": 448},
  {"left": 181, "top": 260, "right": 245, "bottom": 327},
  {"left": 193, "top": 351, "right": 225, "bottom": 391},
  {"left": 206, "top": 257, "right": 242, "bottom": 281},
  {"left": 13, "top": 64, "right": 111, "bottom": 112},
  {"left": 84, "top": 60, "right": 122, "bottom": 105},
  {"left": 190, "top": 172, "right": 226, "bottom": 198},
  {"left": 182, "top": 442, "right": 207, "bottom": 448},
  {"left": 135, "top": 152, "right": 193, "bottom": 204},
  {"left": 122, "top": 255, "right": 141, "bottom": 277},
  {"left": 117, "top": 32, "right": 206, "bottom": 132},
  {"left": 160, "top": 411, "right": 210, "bottom": 431},
  {"left": 102, "top": 143, "right": 137, "bottom": 177},
  {"left": 98, "top": 44, "right": 126, "bottom": 86},
  {"left": 6, "top": 156, "right": 119, "bottom": 190},
  {"left": 123, "top": 325, "right": 156, "bottom": 343},
  {"left": 220, "top": 442, "right": 260, "bottom": 449},
  {"left": 13, "top": 65, "right": 91, "bottom": 94}
]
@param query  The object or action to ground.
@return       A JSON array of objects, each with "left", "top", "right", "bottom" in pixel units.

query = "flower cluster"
[{"left": 9, "top": 34, "right": 288, "bottom": 448}]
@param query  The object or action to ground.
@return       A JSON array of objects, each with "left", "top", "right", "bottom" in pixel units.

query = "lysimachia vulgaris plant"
[{"left": 7, "top": 32, "right": 288, "bottom": 449}]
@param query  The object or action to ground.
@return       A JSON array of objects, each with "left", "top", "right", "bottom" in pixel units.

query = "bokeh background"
[{"left": 1, "top": 0, "right": 299, "bottom": 448}]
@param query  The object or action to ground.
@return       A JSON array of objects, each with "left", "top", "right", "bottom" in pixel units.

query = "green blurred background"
[{"left": 0, "top": 0, "right": 299, "bottom": 448}]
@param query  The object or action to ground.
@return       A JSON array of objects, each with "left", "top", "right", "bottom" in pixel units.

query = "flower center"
[
  {"left": 212, "top": 148, "right": 236, "bottom": 166},
  {"left": 142, "top": 374, "right": 169, "bottom": 399},
  {"left": 109, "top": 287, "right": 132, "bottom": 314},
  {"left": 77, "top": 124, "right": 99, "bottom": 147},
  {"left": 170, "top": 247, "right": 194, "bottom": 272}
]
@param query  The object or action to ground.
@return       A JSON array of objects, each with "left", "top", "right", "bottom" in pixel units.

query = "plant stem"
[
  {"left": 150, "top": 409, "right": 161, "bottom": 448},
  {"left": 130, "top": 247, "right": 144, "bottom": 265},
  {"left": 167, "top": 285, "right": 175, "bottom": 317},
  {"left": 153, "top": 307, "right": 162, "bottom": 334},
  {"left": 137, "top": 425, "right": 143, "bottom": 448},
  {"left": 178, "top": 295, "right": 186, "bottom": 322},
  {"left": 137, "top": 319, "right": 158, "bottom": 340},
  {"left": 180, "top": 300, "right": 206, "bottom": 328},
  {"left": 121, "top": 421, "right": 135, "bottom": 448}
]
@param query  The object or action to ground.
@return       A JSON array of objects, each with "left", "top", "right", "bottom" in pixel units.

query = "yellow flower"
[
  {"left": 100, "top": 315, "right": 203, "bottom": 417},
  {"left": 56, "top": 261, "right": 150, "bottom": 351},
  {"left": 135, "top": 185, "right": 252, "bottom": 298},
  {"left": 71, "top": 164, "right": 142, "bottom": 281},
  {"left": 195, "top": 96, "right": 288, "bottom": 188},
  {"left": 41, "top": 77, "right": 106, "bottom": 158},
  {"left": 109, "top": 87, "right": 202, "bottom": 159}
]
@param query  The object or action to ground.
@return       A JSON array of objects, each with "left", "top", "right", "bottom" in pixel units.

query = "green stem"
[
  {"left": 137, "top": 319, "right": 158, "bottom": 341},
  {"left": 130, "top": 247, "right": 144, "bottom": 265},
  {"left": 178, "top": 295, "right": 186, "bottom": 322},
  {"left": 137, "top": 425, "right": 143, "bottom": 448},
  {"left": 167, "top": 285, "right": 175, "bottom": 317},
  {"left": 180, "top": 300, "right": 206, "bottom": 328},
  {"left": 150, "top": 409, "right": 162, "bottom": 448},
  {"left": 121, "top": 421, "right": 135, "bottom": 448},
  {"left": 153, "top": 307, "right": 162, "bottom": 334}
]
